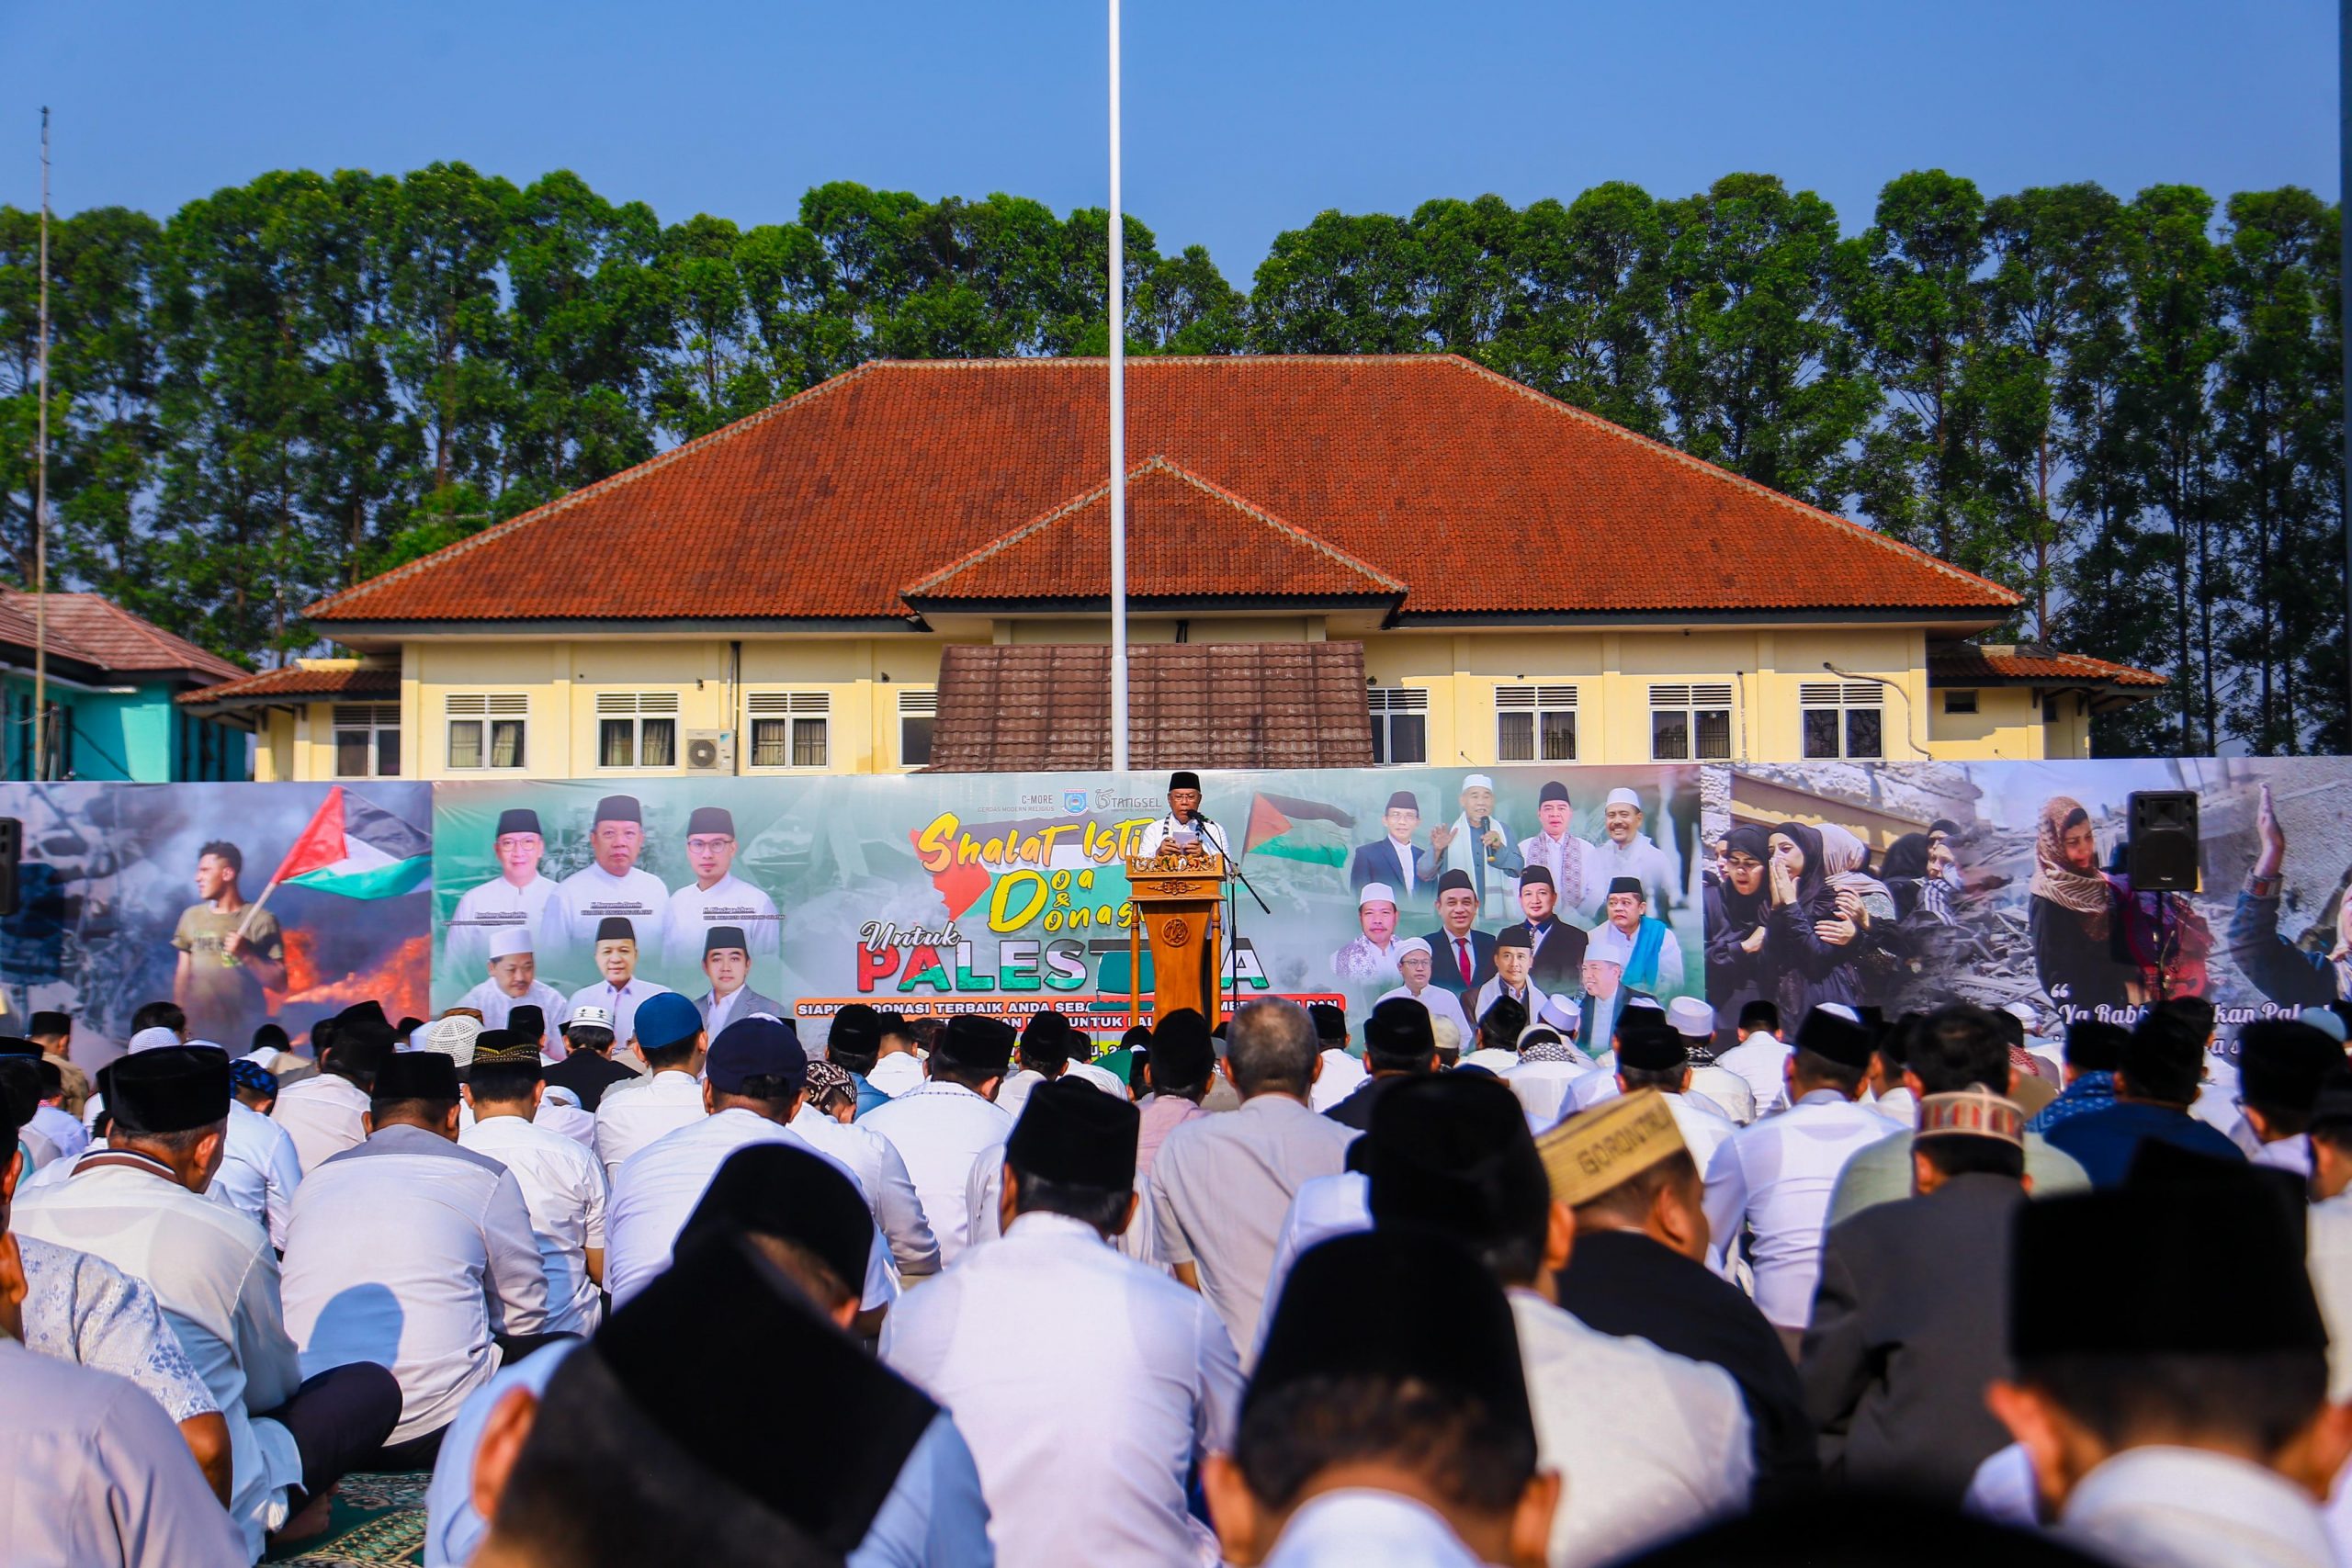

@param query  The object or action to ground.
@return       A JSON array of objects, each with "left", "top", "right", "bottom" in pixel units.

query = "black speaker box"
[{"left": 2126, "top": 791, "right": 2199, "bottom": 892}]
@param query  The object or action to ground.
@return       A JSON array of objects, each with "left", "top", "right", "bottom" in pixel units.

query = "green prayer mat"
[{"left": 263, "top": 1472, "right": 430, "bottom": 1565}]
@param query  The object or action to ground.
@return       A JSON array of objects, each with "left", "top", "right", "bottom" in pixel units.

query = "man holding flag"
[{"left": 172, "top": 841, "right": 288, "bottom": 1048}]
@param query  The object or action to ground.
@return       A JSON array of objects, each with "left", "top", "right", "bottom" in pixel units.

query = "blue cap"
[
  {"left": 707, "top": 1017, "right": 808, "bottom": 1095},
  {"left": 633, "top": 992, "right": 704, "bottom": 1052},
  {"left": 228, "top": 1056, "right": 278, "bottom": 1097}
]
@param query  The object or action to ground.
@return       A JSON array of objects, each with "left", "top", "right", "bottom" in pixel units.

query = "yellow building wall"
[{"left": 272, "top": 624, "right": 2068, "bottom": 781}]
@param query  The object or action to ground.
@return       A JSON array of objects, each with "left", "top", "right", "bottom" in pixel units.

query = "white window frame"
[
  {"left": 1496, "top": 683, "right": 1578, "bottom": 762},
  {"left": 1648, "top": 682, "right": 1735, "bottom": 761},
  {"left": 1800, "top": 682, "right": 1885, "bottom": 760},
  {"left": 332, "top": 703, "right": 401, "bottom": 779},
  {"left": 1368, "top": 686, "right": 1430, "bottom": 765},
  {"left": 745, "top": 691, "right": 832, "bottom": 771},
  {"left": 446, "top": 693, "right": 528, "bottom": 771},
  {"left": 593, "top": 691, "right": 684, "bottom": 771},
  {"left": 897, "top": 689, "right": 936, "bottom": 770}
]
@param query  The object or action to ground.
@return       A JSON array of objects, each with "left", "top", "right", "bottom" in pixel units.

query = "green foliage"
[{"left": 0, "top": 166, "right": 2339, "bottom": 755}]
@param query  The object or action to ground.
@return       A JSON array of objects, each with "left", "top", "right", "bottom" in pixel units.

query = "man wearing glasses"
[{"left": 661, "top": 806, "right": 781, "bottom": 971}]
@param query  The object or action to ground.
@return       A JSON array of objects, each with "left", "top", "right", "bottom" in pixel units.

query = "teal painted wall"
[{"left": 0, "top": 674, "right": 248, "bottom": 781}]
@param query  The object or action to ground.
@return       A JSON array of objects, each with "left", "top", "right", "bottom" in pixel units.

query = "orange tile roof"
[
  {"left": 309, "top": 356, "right": 2023, "bottom": 626},
  {"left": 0, "top": 592, "right": 243, "bottom": 682},
  {"left": 906, "top": 457, "right": 1403, "bottom": 604},
  {"left": 1927, "top": 642, "right": 2166, "bottom": 690},
  {"left": 177, "top": 663, "right": 401, "bottom": 708}
]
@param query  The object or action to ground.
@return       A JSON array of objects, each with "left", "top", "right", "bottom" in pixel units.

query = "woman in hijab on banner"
[
  {"left": 1760, "top": 821, "right": 1861, "bottom": 1021},
  {"left": 1706, "top": 825, "right": 1775, "bottom": 1036},
  {"left": 1812, "top": 823, "right": 1909, "bottom": 1005},
  {"left": 2029, "top": 795, "right": 2212, "bottom": 1015}
]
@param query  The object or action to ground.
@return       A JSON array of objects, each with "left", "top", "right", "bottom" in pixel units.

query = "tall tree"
[{"left": 1249, "top": 210, "right": 1430, "bottom": 354}]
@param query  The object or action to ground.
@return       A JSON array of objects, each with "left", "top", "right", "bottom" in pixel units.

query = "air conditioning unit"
[{"left": 684, "top": 729, "right": 734, "bottom": 773}]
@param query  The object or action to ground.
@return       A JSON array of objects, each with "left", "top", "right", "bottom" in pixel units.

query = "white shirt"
[
  {"left": 1148, "top": 1094, "right": 1359, "bottom": 1362},
  {"left": 1561, "top": 1077, "right": 1738, "bottom": 1194},
  {"left": 866, "top": 1052, "right": 927, "bottom": 1099},
  {"left": 1505, "top": 1059, "right": 1600, "bottom": 1132},
  {"left": 2062, "top": 1445, "right": 2335, "bottom": 1568},
  {"left": 702, "top": 983, "right": 755, "bottom": 1040},
  {"left": 1520, "top": 829, "right": 1599, "bottom": 910},
  {"left": 881, "top": 1211, "right": 1243, "bottom": 1568},
  {"left": 1687, "top": 1065, "right": 1760, "bottom": 1126},
  {"left": 455, "top": 976, "right": 573, "bottom": 1033},
  {"left": 545, "top": 862, "right": 670, "bottom": 959},
  {"left": 2309, "top": 1193, "right": 2352, "bottom": 1401},
  {"left": 281, "top": 1125, "right": 550, "bottom": 1444},
  {"left": 568, "top": 977, "right": 673, "bottom": 1054},
  {"left": 13, "top": 1156, "right": 307, "bottom": 1559},
  {"left": 460, "top": 1113, "right": 611, "bottom": 1336},
  {"left": 1136, "top": 814, "right": 1232, "bottom": 861},
  {"left": 860, "top": 1081, "right": 1017, "bottom": 1268},
  {"left": 1374, "top": 982, "right": 1472, "bottom": 1047},
  {"left": 1262, "top": 1489, "right": 1485, "bottom": 1568},
  {"left": 534, "top": 1093, "right": 597, "bottom": 1150},
  {"left": 1588, "top": 830, "right": 1680, "bottom": 913},
  {"left": 271, "top": 1072, "right": 372, "bottom": 1174},
  {"left": 31, "top": 1101, "right": 88, "bottom": 1163},
  {"left": 1584, "top": 917, "right": 1686, "bottom": 995},
  {"left": 212, "top": 1100, "right": 304, "bottom": 1252},
  {"left": 1473, "top": 975, "right": 1553, "bottom": 1030},
  {"left": 446, "top": 873, "right": 559, "bottom": 978},
  {"left": 593, "top": 1068, "right": 707, "bottom": 1182},
  {"left": 1309, "top": 1048, "right": 1368, "bottom": 1112},
  {"left": 603, "top": 1108, "right": 896, "bottom": 1312},
  {"left": 1512, "top": 1290, "right": 1752, "bottom": 1567},
  {"left": 995, "top": 1067, "right": 1050, "bottom": 1122},
  {"left": 0, "top": 1339, "right": 250, "bottom": 1568},
  {"left": 1713, "top": 1033, "right": 1792, "bottom": 1118},
  {"left": 1258, "top": 1171, "right": 1373, "bottom": 1359},
  {"left": 661, "top": 874, "right": 782, "bottom": 970},
  {"left": 1702, "top": 1089, "right": 1902, "bottom": 1329},
  {"left": 2254, "top": 1134, "right": 2314, "bottom": 1179},
  {"left": 788, "top": 1104, "right": 942, "bottom": 1279},
  {"left": 964, "top": 1141, "right": 1164, "bottom": 1273}
]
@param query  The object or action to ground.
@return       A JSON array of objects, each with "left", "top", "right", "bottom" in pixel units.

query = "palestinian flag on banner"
[
  {"left": 1241, "top": 793, "right": 1357, "bottom": 865},
  {"left": 268, "top": 786, "right": 432, "bottom": 898}
]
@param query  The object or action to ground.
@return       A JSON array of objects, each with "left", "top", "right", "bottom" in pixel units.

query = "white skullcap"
[
  {"left": 128, "top": 1027, "right": 180, "bottom": 1055},
  {"left": 1462, "top": 774, "right": 1494, "bottom": 792},
  {"left": 1668, "top": 997, "right": 1715, "bottom": 1037},
  {"left": 488, "top": 926, "right": 535, "bottom": 961},
  {"left": 1357, "top": 882, "right": 1397, "bottom": 908},
  {"left": 2301, "top": 1007, "right": 2348, "bottom": 1044},
  {"left": 1819, "top": 1002, "right": 1861, "bottom": 1023},
  {"left": 566, "top": 1005, "right": 615, "bottom": 1032},
  {"left": 1540, "top": 996, "right": 1582, "bottom": 1032},
  {"left": 1624, "top": 994, "right": 1666, "bottom": 1014},
  {"left": 2002, "top": 1001, "right": 2040, "bottom": 1028},
  {"left": 424, "top": 1013, "right": 482, "bottom": 1066},
  {"left": 540, "top": 1084, "right": 584, "bottom": 1110},
  {"left": 1394, "top": 936, "right": 1432, "bottom": 962},
  {"left": 1605, "top": 787, "right": 1642, "bottom": 810}
]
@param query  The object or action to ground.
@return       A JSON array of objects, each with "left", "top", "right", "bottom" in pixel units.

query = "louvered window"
[
  {"left": 1496, "top": 683, "right": 1577, "bottom": 762},
  {"left": 897, "top": 690, "right": 936, "bottom": 769},
  {"left": 447, "top": 693, "right": 527, "bottom": 770},
  {"left": 1799, "top": 682, "right": 1883, "bottom": 760},
  {"left": 747, "top": 691, "right": 831, "bottom": 769},
  {"left": 1367, "top": 687, "right": 1429, "bottom": 765},
  {"left": 594, "top": 691, "right": 681, "bottom": 769},
  {"left": 1648, "top": 682, "right": 1735, "bottom": 761}
]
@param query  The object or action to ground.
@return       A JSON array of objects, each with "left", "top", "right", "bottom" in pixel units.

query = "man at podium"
[{"left": 1136, "top": 771, "right": 1233, "bottom": 860}]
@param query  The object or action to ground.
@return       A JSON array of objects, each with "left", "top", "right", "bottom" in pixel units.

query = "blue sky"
[{"left": 3, "top": 0, "right": 2337, "bottom": 279}]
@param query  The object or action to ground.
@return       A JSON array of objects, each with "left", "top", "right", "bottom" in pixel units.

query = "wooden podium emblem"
[{"left": 1127, "top": 848, "right": 1227, "bottom": 1028}]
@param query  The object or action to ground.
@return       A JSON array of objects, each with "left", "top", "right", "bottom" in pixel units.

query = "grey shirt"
[
  {"left": 1148, "top": 1094, "right": 1358, "bottom": 1361},
  {"left": 1826, "top": 1128, "right": 2089, "bottom": 1227},
  {"left": 0, "top": 1338, "right": 246, "bottom": 1568}
]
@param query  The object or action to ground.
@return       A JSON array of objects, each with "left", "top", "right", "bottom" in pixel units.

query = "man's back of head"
[
  {"left": 2063, "top": 1019, "right": 2129, "bottom": 1078},
  {"left": 2120, "top": 1010, "right": 2205, "bottom": 1107},
  {"left": 1226, "top": 999, "right": 1317, "bottom": 1100},
  {"left": 1906, "top": 1003, "right": 2008, "bottom": 1096}
]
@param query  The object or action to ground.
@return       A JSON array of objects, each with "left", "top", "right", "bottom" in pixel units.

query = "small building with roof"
[{"left": 0, "top": 591, "right": 250, "bottom": 781}]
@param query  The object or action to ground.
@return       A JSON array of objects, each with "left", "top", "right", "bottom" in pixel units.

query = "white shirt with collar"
[
  {"left": 31, "top": 1101, "right": 87, "bottom": 1163},
  {"left": 1505, "top": 1057, "right": 1601, "bottom": 1133},
  {"left": 700, "top": 983, "right": 756, "bottom": 1042},
  {"left": 1713, "top": 1034, "right": 1792, "bottom": 1117},
  {"left": 1148, "top": 1094, "right": 1359, "bottom": 1363},
  {"left": 2061, "top": 1445, "right": 2335, "bottom": 1568},
  {"left": 1701, "top": 1088, "right": 1903, "bottom": 1329},
  {"left": 1374, "top": 983, "right": 1471, "bottom": 1046},
  {"left": 787, "top": 1103, "right": 942, "bottom": 1280},
  {"left": 1261, "top": 1488, "right": 1486, "bottom": 1568},
  {"left": 1258, "top": 1171, "right": 1373, "bottom": 1360},
  {"left": 12, "top": 1153, "right": 308, "bottom": 1559},
  {"left": 212, "top": 1099, "right": 304, "bottom": 1253},
  {"left": 1310, "top": 1049, "right": 1368, "bottom": 1112},
  {"left": 661, "top": 874, "right": 781, "bottom": 970},
  {"left": 593, "top": 1067, "right": 707, "bottom": 1182},
  {"left": 860, "top": 1081, "right": 1017, "bottom": 1269},
  {"left": 602, "top": 1107, "right": 898, "bottom": 1312},
  {"left": 2254, "top": 1134, "right": 2314, "bottom": 1179},
  {"left": 880, "top": 1209, "right": 1244, "bottom": 1568},
  {"left": 866, "top": 1051, "right": 927, "bottom": 1099},
  {"left": 964, "top": 1143, "right": 1164, "bottom": 1274},
  {"left": 1588, "top": 830, "right": 1680, "bottom": 912},
  {"left": 271, "top": 1071, "right": 372, "bottom": 1175},
  {"left": 544, "top": 863, "right": 670, "bottom": 958},
  {"left": 281, "top": 1124, "right": 550, "bottom": 1445},
  {"left": 567, "top": 978, "right": 673, "bottom": 1057},
  {"left": 1510, "top": 1288, "right": 1753, "bottom": 1568},
  {"left": 460, "top": 1111, "right": 611, "bottom": 1336},
  {"left": 1136, "top": 814, "right": 1232, "bottom": 862},
  {"left": 1563, "top": 1077, "right": 1739, "bottom": 1190},
  {"left": 1872, "top": 1085, "right": 1917, "bottom": 1127},
  {"left": 994, "top": 1066, "right": 1050, "bottom": 1122},
  {"left": 447, "top": 873, "right": 559, "bottom": 978},
  {"left": 455, "top": 976, "right": 573, "bottom": 1033}
]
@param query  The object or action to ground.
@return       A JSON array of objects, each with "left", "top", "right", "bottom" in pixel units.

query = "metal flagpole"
[
  {"left": 33, "top": 107, "right": 51, "bottom": 782},
  {"left": 1108, "top": 0, "right": 1129, "bottom": 773},
  {"left": 2341, "top": 0, "right": 2351, "bottom": 745}
]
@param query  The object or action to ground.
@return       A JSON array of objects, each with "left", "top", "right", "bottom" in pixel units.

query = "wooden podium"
[{"left": 1126, "top": 848, "right": 1227, "bottom": 1028}]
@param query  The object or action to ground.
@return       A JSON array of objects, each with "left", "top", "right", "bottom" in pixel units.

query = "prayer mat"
[{"left": 264, "top": 1472, "right": 429, "bottom": 1565}]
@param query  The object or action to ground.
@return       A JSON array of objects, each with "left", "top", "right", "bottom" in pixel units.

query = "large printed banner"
[
  {"left": 431, "top": 767, "right": 1711, "bottom": 1044},
  {"left": 7, "top": 760, "right": 2349, "bottom": 1060},
  {"left": 0, "top": 782, "right": 434, "bottom": 1056}
]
